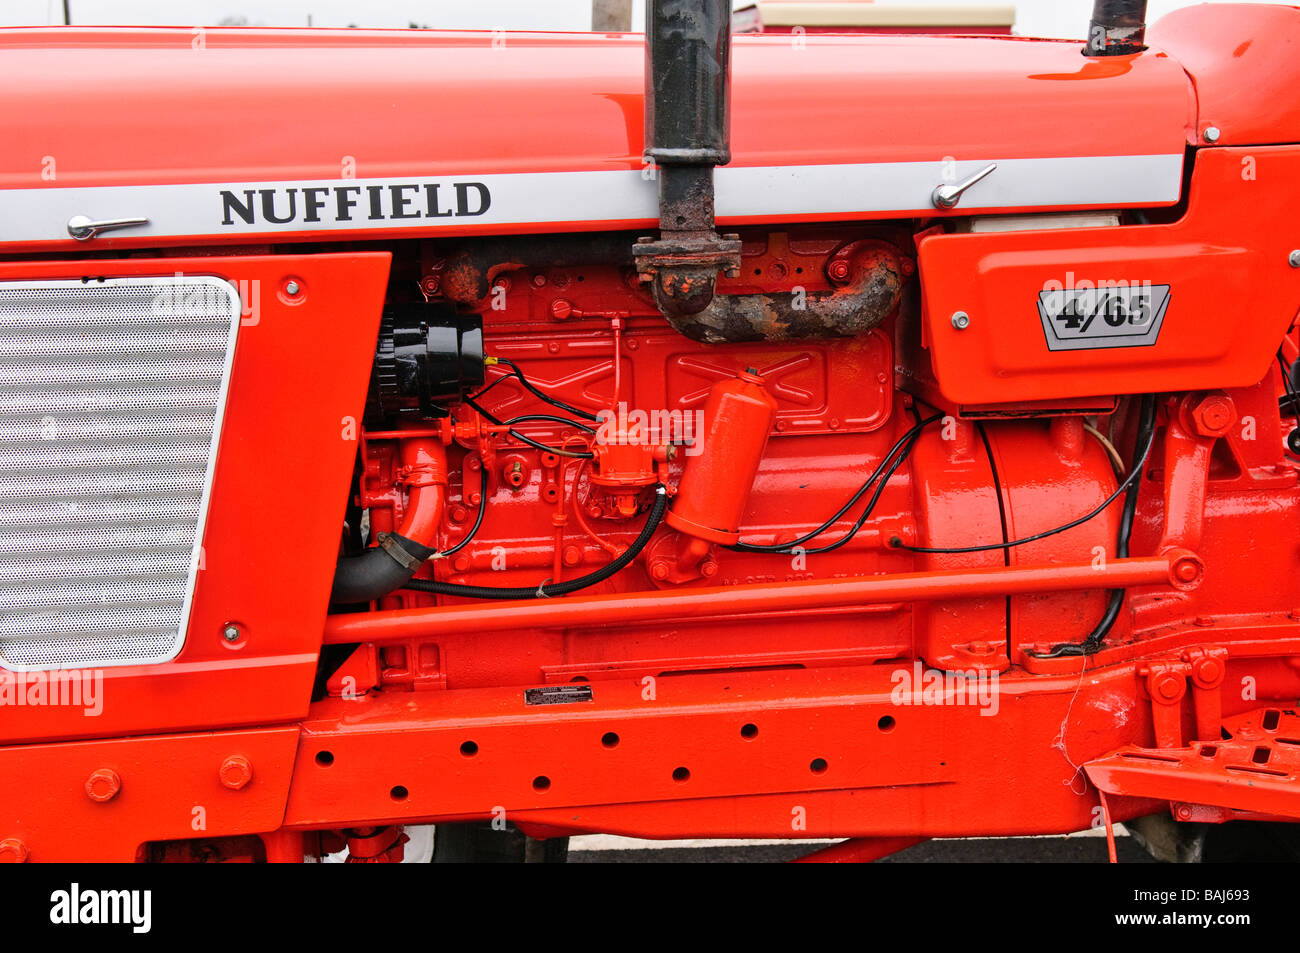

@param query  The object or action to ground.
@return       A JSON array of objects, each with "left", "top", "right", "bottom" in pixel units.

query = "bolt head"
[
  {"left": 1189, "top": 394, "right": 1236, "bottom": 437},
  {"left": 951, "top": 311, "right": 971, "bottom": 330},
  {"left": 1197, "top": 658, "right": 1224, "bottom": 684},
  {"left": 219, "top": 755, "right": 253, "bottom": 791},
  {"left": 1289, "top": 249, "right": 1300, "bottom": 269},
  {"left": 222, "top": 624, "right": 241, "bottom": 642},
  {"left": 1202, "top": 126, "right": 1221, "bottom": 143},
  {"left": 85, "top": 768, "right": 121, "bottom": 803},
  {"left": 1155, "top": 675, "right": 1183, "bottom": 701},
  {"left": 285, "top": 280, "right": 301, "bottom": 296}
]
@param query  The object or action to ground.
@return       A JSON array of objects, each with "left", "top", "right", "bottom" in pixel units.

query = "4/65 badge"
[{"left": 1037, "top": 281, "right": 1171, "bottom": 351}]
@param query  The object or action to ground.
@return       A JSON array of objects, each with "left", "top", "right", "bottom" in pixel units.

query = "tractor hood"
[{"left": 0, "top": 16, "right": 1230, "bottom": 249}]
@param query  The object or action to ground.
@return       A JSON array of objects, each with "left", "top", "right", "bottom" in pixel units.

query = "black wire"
[
  {"left": 483, "top": 358, "right": 602, "bottom": 422},
  {"left": 467, "top": 372, "right": 516, "bottom": 403},
  {"left": 975, "top": 422, "right": 1014, "bottom": 662},
  {"left": 405, "top": 485, "right": 666, "bottom": 600},
  {"left": 1035, "top": 394, "right": 1158, "bottom": 658},
  {"left": 464, "top": 395, "right": 594, "bottom": 459},
  {"left": 435, "top": 474, "right": 487, "bottom": 558},
  {"left": 1278, "top": 350, "right": 1300, "bottom": 449},
  {"left": 729, "top": 414, "right": 942, "bottom": 554},
  {"left": 890, "top": 399, "right": 1159, "bottom": 555},
  {"left": 502, "top": 413, "right": 597, "bottom": 435},
  {"left": 797, "top": 427, "right": 924, "bottom": 555}
]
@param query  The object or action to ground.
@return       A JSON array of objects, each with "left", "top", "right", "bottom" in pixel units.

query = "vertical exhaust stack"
[
  {"left": 633, "top": 0, "right": 742, "bottom": 318},
  {"left": 1082, "top": 0, "right": 1148, "bottom": 56}
]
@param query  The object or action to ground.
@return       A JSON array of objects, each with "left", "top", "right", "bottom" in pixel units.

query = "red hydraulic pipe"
[
  {"left": 323, "top": 553, "right": 1191, "bottom": 644},
  {"left": 791, "top": 836, "right": 927, "bottom": 863}
]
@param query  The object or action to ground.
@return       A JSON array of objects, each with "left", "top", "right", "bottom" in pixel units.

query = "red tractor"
[{"left": 0, "top": 0, "right": 1298, "bottom": 864}]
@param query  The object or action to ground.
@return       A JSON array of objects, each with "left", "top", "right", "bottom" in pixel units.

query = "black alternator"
[{"left": 367, "top": 303, "right": 484, "bottom": 420}]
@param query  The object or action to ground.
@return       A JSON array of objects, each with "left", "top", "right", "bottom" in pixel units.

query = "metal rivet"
[
  {"left": 951, "top": 311, "right": 971, "bottom": 330},
  {"left": 1202, "top": 126, "right": 1221, "bottom": 143},
  {"left": 222, "top": 624, "right": 242, "bottom": 642},
  {"left": 1289, "top": 250, "right": 1300, "bottom": 269},
  {"left": 285, "top": 280, "right": 301, "bottom": 296}
]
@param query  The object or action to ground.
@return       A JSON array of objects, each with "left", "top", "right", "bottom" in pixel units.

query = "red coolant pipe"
[{"left": 329, "top": 437, "right": 447, "bottom": 605}]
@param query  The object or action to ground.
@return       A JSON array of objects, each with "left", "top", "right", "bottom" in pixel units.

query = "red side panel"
[
  {"left": 915, "top": 146, "right": 1300, "bottom": 404},
  {"left": 0, "top": 253, "right": 390, "bottom": 744}
]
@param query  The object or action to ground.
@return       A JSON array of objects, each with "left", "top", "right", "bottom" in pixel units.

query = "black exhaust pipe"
[
  {"left": 1083, "top": 0, "right": 1148, "bottom": 56},
  {"left": 633, "top": 0, "right": 741, "bottom": 319}
]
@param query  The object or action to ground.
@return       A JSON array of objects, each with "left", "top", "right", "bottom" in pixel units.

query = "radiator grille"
[{"left": 0, "top": 277, "right": 239, "bottom": 670}]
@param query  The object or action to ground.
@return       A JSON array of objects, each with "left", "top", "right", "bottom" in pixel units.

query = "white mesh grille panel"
[{"left": 0, "top": 277, "right": 239, "bottom": 670}]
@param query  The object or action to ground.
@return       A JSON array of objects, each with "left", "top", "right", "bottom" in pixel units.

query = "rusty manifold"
[{"left": 642, "top": 240, "right": 905, "bottom": 343}]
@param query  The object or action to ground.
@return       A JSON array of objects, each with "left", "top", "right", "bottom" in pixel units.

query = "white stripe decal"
[{"left": 0, "top": 155, "right": 1182, "bottom": 244}]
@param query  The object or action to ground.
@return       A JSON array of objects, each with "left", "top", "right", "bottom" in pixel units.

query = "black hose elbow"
[{"left": 330, "top": 532, "right": 435, "bottom": 605}]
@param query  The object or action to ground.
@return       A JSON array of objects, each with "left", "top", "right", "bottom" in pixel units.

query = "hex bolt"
[
  {"left": 222, "top": 624, "right": 242, "bottom": 643},
  {"left": 85, "top": 768, "right": 121, "bottom": 803},
  {"left": 1190, "top": 394, "right": 1236, "bottom": 437},
  {"left": 285, "top": 280, "right": 301, "bottom": 296},
  {"left": 1202, "top": 126, "right": 1221, "bottom": 143},
  {"left": 951, "top": 311, "right": 971, "bottom": 330},
  {"left": 1289, "top": 250, "right": 1300, "bottom": 269},
  {"left": 219, "top": 755, "right": 254, "bottom": 791}
]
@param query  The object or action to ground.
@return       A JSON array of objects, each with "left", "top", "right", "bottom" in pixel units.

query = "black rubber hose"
[
  {"left": 404, "top": 486, "right": 666, "bottom": 600},
  {"left": 1042, "top": 394, "right": 1157, "bottom": 657},
  {"left": 330, "top": 532, "right": 435, "bottom": 605}
]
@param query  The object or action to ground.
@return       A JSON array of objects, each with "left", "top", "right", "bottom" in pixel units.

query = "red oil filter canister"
[{"left": 666, "top": 367, "right": 778, "bottom": 544}]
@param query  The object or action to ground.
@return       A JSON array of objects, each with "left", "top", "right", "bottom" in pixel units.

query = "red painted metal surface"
[
  {"left": 1086, "top": 708, "right": 1300, "bottom": 820},
  {"left": 791, "top": 837, "right": 928, "bottom": 863},
  {"left": 916, "top": 146, "right": 1300, "bottom": 404},
  {"left": 1149, "top": 3, "right": 1300, "bottom": 147},
  {"left": 325, "top": 555, "right": 1183, "bottom": 643},
  {"left": 0, "top": 22, "right": 1195, "bottom": 251},
  {"left": 0, "top": 253, "right": 389, "bottom": 744},
  {"left": 665, "top": 368, "right": 778, "bottom": 544},
  {"left": 0, "top": 726, "right": 298, "bottom": 862},
  {"left": 3, "top": 6, "right": 1300, "bottom": 862}
]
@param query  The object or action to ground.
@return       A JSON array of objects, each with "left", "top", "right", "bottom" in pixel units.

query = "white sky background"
[{"left": 0, "top": 0, "right": 1283, "bottom": 37}]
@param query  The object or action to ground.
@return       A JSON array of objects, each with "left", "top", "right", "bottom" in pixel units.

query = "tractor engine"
[{"left": 3, "top": 0, "right": 1300, "bottom": 864}]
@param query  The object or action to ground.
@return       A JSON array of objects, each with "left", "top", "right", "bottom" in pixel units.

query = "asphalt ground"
[{"left": 567, "top": 831, "right": 1155, "bottom": 863}]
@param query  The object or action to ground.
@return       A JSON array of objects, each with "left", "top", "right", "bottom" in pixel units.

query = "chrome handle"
[
  {"left": 66, "top": 215, "right": 149, "bottom": 241},
  {"left": 930, "top": 163, "right": 998, "bottom": 210}
]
